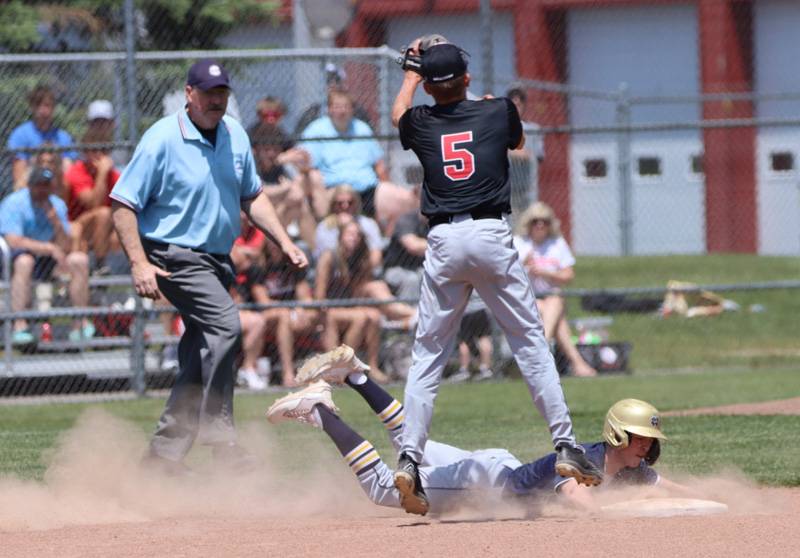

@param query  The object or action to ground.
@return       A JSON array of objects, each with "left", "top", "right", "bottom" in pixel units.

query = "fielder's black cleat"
[
  {"left": 394, "top": 453, "right": 429, "bottom": 516},
  {"left": 555, "top": 445, "right": 604, "bottom": 487}
]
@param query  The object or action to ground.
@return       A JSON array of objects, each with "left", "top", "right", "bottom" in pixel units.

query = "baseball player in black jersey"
[{"left": 389, "top": 38, "right": 603, "bottom": 515}]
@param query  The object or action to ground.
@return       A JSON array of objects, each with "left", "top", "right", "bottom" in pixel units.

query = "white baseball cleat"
[
  {"left": 266, "top": 381, "right": 338, "bottom": 427},
  {"left": 295, "top": 344, "right": 370, "bottom": 385}
]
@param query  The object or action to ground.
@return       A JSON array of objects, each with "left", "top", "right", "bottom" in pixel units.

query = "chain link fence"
[{"left": 2, "top": 1, "right": 800, "bottom": 401}]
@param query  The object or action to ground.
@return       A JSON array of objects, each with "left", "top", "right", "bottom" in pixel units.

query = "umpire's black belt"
[{"left": 429, "top": 210, "right": 503, "bottom": 228}]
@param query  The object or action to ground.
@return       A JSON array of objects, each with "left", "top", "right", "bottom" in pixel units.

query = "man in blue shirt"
[
  {"left": 111, "top": 59, "right": 308, "bottom": 475},
  {"left": 0, "top": 166, "right": 92, "bottom": 345},
  {"left": 299, "top": 89, "right": 415, "bottom": 234},
  {"left": 7, "top": 84, "right": 77, "bottom": 191},
  {"left": 267, "top": 352, "right": 692, "bottom": 516}
]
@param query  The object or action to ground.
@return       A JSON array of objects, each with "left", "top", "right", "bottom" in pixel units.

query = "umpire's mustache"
[{"left": 208, "top": 104, "right": 225, "bottom": 112}]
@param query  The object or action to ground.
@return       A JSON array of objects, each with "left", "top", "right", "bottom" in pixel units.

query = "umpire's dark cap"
[
  {"left": 421, "top": 44, "right": 468, "bottom": 83},
  {"left": 28, "top": 166, "right": 54, "bottom": 185},
  {"left": 187, "top": 59, "right": 231, "bottom": 90}
]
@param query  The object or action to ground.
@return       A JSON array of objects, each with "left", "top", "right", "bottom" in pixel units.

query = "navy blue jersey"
[
  {"left": 398, "top": 97, "right": 523, "bottom": 217},
  {"left": 504, "top": 442, "right": 659, "bottom": 496}
]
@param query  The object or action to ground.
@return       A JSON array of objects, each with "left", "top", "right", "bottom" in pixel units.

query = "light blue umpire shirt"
[{"left": 110, "top": 110, "right": 262, "bottom": 255}]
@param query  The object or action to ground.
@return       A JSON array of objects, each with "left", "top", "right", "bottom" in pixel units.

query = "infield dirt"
[{"left": 1, "top": 400, "right": 798, "bottom": 557}]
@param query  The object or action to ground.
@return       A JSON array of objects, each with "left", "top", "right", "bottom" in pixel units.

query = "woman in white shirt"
[{"left": 515, "top": 202, "right": 596, "bottom": 377}]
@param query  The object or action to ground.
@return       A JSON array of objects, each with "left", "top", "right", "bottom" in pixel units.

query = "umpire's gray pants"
[
  {"left": 400, "top": 216, "right": 577, "bottom": 464},
  {"left": 144, "top": 239, "right": 241, "bottom": 461}
]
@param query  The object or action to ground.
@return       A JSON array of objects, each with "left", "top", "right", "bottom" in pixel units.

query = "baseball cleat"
[
  {"left": 555, "top": 445, "right": 604, "bottom": 487},
  {"left": 266, "top": 381, "right": 338, "bottom": 427},
  {"left": 295, "top": 344, "right": 370, "bottom": 385},
  {"left": 394, "top": 453, "right": 429, "bottom": 516}
]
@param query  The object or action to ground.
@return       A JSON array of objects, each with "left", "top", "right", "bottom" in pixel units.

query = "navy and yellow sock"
[{"left": 317, "top": 404, "right": 380, "bottom": 476}]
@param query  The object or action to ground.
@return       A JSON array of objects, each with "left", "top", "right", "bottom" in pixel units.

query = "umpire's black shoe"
[
  {"left": 394, "top": 453, "right": 429, "bottom": 516},
  {"left": 555, "top": 445, "right": 604, "bottom": 487}
]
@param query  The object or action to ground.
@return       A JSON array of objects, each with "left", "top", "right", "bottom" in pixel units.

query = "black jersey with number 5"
[{"left": 398, "top": 97, "right": 523, "bottom": 217}]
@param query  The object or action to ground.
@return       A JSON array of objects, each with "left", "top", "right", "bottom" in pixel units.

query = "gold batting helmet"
[{"left": 603, "top": 398, "right": 667, "bottom": 448}]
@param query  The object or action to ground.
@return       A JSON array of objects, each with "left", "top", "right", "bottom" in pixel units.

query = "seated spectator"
[
  {"left": 382, "top": 190, "right": 427, "bottom": 301},
  {"left": 293, "top": 63, "right": 373, "bottom": 137},
  {"left": 450, "top": 292, "right": 496, "bottom": 383},
  {"left": 249, "top": 232, "right": 319, "bottom": 388},
  {"left": 86, "top": 99, "right": 115, "bottom": 137},
  {"left": 8, "top": 84, "right": 77, "bottom": 191},
  {"left": 63, "top": 128, "right": 120, "bottom": 271},
  {"left": 32, "top": 143, "right": 65, "bottom": 200},
  {"left": 0, "top": 166, "right": 93, "bottom": 344},
  {"left": 86, "top": 99, "right": 126, "bottom": 167},
  {"left": 506, "top": 86, "right": 545, "bottom": 216},
  {"left": 249, "top": 124, "right": 323, "bottom": 248},
  {"left": 314, "top": 185, "right": 384, "bottom": 268},
  {"left": 230, "top": 212, "right": 269, "bottom": 389},
  {"left": 248, "top": 96, "right": 293, "bottom": 149},
  {"left": 314, "top": 219, "right": 390, "bottom": 383},
  {"left": 298, "top": 88, "right": 416, "bottom": 232},
  {"left": 514, "top": 202, "right": 596, "bottom": 377}
]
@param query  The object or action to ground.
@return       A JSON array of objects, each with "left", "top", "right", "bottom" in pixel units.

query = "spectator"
[
  {"left": 293, "top": 63, "right": 373, "bottom": 137},
  {"left": 227, "top": 212, "right": 270, "bottom": 390},
  {"left": 298, "top": 88, "right": 416, "bottom": 231},
  {"left": 86, "top": 99, "right": 127, "bottom": 167},
  {"left": 314, "top": 185, "right": 383, "bottom": 268},
  {"left": 86, "top": 100, "right": 115, "bottom": 137},
  {"left": 0, "top": 166, "right": 93, "bottom": 344},
  {"left": 249, "top": 124, "right": 323, "bottom": 248},
  {"left": 449, "top": 293, "right": 496, "bottom": 383},
  {"left": 248, "top": 231, "right": 319, "bottom": 388},
  {"left": 32, "top": 143, "right": 65, "bottom": 200},
  {"left": 314, "top": 219, "right": 390, "bottom": 383},
  {"left": 8, "top": 84, "right": 77, "bottom": 191},
  {"left": 382, "top": 190, "right": 427, "bottom": 301},
  {"left": 63, "top": 128, "right": 120, "bottom": 271},
  {"left": 506, "top": 86, "right": 545, "bottom": 216},
  {"left": 248, "top": 96, "right": 293, "bottom": 149},
  {"left": 515, "top": 202, "right": 597, "bottom": 377}
]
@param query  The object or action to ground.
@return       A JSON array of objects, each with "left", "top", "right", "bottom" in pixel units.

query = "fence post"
[
  {"left": 130, "top": 296, "right": 146, "bottom": 396},
  {"left": 124, "top": 0, "right": 138, "bottom": 146},
  {"left": 379, "top": 52, "right": 392, "bottom": 170},
  {"left": 615, "top": 82, "right": 633, "bottom": 255},
  {"left": 1, "top": 237, "right": 12, "bottom": 375},
  {"left": 479, "top": 0, "right": 494, "bottom": 96}
]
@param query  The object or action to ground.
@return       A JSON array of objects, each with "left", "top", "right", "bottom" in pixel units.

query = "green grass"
[
  {"left": 567, "top": 254, "right": 800, "bottom": 370},
  {"left": 2, "top": 367, "right": 798, "bottom": 486}
]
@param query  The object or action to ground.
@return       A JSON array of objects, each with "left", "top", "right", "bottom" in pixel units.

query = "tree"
[{"left": 0, "top": 0, "right": 280, "bottom": 53}]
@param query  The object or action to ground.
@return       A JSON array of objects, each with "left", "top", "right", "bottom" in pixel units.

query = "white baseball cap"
[{"left": 87, "top": 99, "right": 114, "bottom": 121}]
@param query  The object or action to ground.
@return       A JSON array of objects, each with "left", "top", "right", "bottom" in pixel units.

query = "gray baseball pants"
[
  {"left": 143, "top": 239, "right": 241, "bottom": 461},
  {"left": 400, "top": 215, "right": 577, "bottom": 464}
]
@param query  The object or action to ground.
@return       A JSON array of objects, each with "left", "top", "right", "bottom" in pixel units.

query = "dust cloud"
[{"left": 0, "top": 408, "right": 372, "bottom": 531}]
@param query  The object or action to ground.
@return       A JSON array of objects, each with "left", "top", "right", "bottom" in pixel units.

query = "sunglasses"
[
  {"left": 260, "top": 110, "right": 283, "bottom": 119},
  {"left": 334, "top": 199, "right": 354, "bottom": 208},
  {"left": 531, "top": 218, "right": 551, "bottom": 226}
]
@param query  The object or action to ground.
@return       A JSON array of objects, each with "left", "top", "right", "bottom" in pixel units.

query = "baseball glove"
[{"left": 397, "top": 34, "right": 449, "bottom": 74}]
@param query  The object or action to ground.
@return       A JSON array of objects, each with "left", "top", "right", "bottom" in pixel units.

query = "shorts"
[
  {"left": 9, "top": 249, "right": 57, "bottom": 280},
  {"left": 359, "top": 185, "right": 377, "bottom": 218},
  {"left": 457, "top": 309, "right": 491, "bottom": 344}
]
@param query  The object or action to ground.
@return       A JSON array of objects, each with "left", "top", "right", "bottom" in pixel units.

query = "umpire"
[
  {"left": 111, "top": 60, "right": 308, "bottom": 474},
  {"left": 389, "top": 39, "right": 602, "bottom": 514}
]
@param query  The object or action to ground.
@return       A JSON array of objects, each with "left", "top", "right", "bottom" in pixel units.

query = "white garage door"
[
  {"left": 754, "top": 0, "right": 800, "bottom": 255},
  {"left": 567, "top": 5, "right": 704, "bottom": 255}
]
